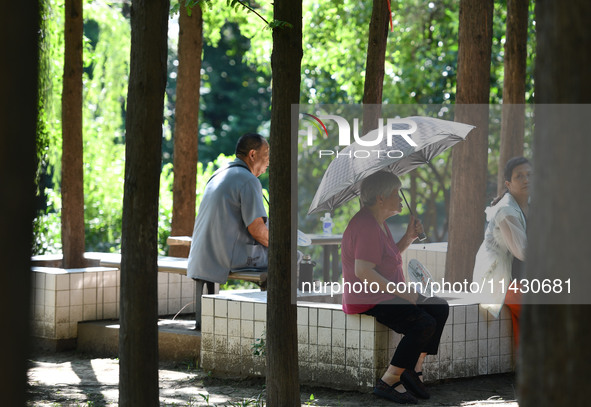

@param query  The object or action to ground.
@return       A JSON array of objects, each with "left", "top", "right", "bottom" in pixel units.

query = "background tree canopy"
[{"left": 35, "top": 0, "right": 536, "bottom": 261}]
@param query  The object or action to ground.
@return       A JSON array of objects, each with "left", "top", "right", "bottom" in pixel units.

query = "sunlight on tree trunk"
[
  {"left": 446, "top": 0, "right": 493, "bottom": 283},
  {"left": 518, "top": 2, "right": 591, "bottom": 406},
  {"left": 119, "top": 1, "right": 169, "bottom": 406},
  {"left": 170, "top": 2, "right": 203, "bottom": 258},
  {"left": 266, "top": 1, "right": 302, "bottom": 405},
  {"left": 497, "top": 0, "right": 528, "bottom": 195},
  {"left": 0, "top": 3, "right": 38, "bottom": 404},
  {"left": 362, "top": 0, "right": 389, "bottom": 136},
  {"left": 62, "top": 0, "right": 85, "bottom": 268}
]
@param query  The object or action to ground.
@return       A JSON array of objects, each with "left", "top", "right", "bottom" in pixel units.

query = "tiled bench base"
[
  {"left": 200, "top": 291, "right": 514, "bottom": 392},
  {"left": 30, "top": 253, "right": 198, "bottom": 349}
]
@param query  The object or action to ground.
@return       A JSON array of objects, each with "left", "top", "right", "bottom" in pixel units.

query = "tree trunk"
[
  {"left": 0, "top": 3, "right": 38, "bottom": 405},
  {"left": 362, "top": 0, "right": 389, "bottom": 136},
  {"left": 497, "top": 0, "right": 529, "bottom": 195},
  {"left": 61, "top": 0, "right": 85, "bottom": 268},
  {"left": 446, "top": 0, "right": 493, "bottom": 283},
  {"left": 518, "top": 1, "right": 591, "bottom": 406},
  {"left": 266, "top": 1, "right": 302, "bottom": 405},
  {"left": 170, "top": 1, "right": 203, "bottom": 258},
  {"left": 119, "top": 1, "right": 169, "bottom": 406}
]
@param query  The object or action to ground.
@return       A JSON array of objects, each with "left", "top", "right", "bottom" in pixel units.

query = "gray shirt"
[{"left": 187, "top": 158, "right": 268, "bottom": 283}]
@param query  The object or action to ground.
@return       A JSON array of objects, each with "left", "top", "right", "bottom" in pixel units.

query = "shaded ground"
[{"left": 27, "top": 351, "right": 518, "bottom": 406}]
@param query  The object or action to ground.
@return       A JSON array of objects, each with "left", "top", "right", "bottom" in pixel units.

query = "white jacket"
[{"left": 472, "top": 193, "right": 527, "bottom": 317}]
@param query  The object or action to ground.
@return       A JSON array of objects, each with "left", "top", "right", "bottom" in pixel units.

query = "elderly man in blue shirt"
[{"left": 187, "top": 133, "right": 270, "bottom": 285}]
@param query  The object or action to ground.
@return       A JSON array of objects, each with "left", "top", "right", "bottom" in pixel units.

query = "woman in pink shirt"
[{"left": 341, "top": 171, "right": 449, "bottom": 404}]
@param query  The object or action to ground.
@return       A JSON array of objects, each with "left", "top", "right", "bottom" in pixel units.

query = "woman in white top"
[{"left": 473, "top": 156, "right": 531, "bottom": 348}]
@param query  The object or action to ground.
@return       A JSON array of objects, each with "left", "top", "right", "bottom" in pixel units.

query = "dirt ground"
[{"left": 26, "top": 351, "right": 519, "bottom": 406}]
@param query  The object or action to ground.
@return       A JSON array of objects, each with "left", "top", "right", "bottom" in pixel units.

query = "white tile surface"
[
  {"left": 214, "top": 299, "right": 227, "bottom": 318},
  {"left": 241, "top": 302, "right": 254, "bottom": 320},
  {"left": 228, "top": 301, "right": 241, "bottom": 320}
]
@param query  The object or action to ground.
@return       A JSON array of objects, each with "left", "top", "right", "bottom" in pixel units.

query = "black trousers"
[{"left": 363, "top": 296, "right": 449, "bottom": 370}]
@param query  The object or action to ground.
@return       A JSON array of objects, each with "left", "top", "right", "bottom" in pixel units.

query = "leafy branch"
[
  {"left": 227, "top": 0, "right": 270, "bottom": 25},
  {"left": 268, "top": 20, "right": 293, "bottom": 30},
  {"left": 227, "top": 0, "right": 293, "bottom": 30},
  {"left": 170, "top": 0, "right": 212, "bottom": 17},
  {"left": 172, "top": 0, "right": 293, "bottom": 30}
]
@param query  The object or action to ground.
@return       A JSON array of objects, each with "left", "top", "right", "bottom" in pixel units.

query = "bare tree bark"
[
  {"left": 518, "top": 1, "right": 591, "bottom": 406},
  {"left": 362, "top": 0, "right": 389, "bottom": 137},
  {"left": 0, "top": 3, "right": 38, "bottom": 405},
  {"left": 497, "top": 0, "right": 529, "bottom": 195},
  {"left": 446, "top": 0, "right": 493, "bottom": 283},
  {"left": 266, "top": 0, "right": 302, "bottom": 405},
  {"left": 61, "top": 0, "right": 85, "bottom": 268},
  {"left": 170, "top": 1, "right": 203, "bottom": 258},
  {"left": 119, "top": 1, "right": 169, "bottom": 405}
]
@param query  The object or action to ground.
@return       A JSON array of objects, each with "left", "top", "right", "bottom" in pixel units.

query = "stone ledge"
[
  {"left": 200, "top": 290, "right": 514, "bottom": 392},
  {"left": 30, "top": 253, "right": 199, "bottom": 344},
  {"left": 77, "top": 319, "right": 201, "bottom": 362}
]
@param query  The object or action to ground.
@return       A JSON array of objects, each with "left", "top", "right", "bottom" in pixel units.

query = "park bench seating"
[{"left": 96, "top": 251, "right": 267, "bottom": 330}]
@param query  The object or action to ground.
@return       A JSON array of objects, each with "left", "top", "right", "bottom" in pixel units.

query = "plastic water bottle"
[{"left": 321, "top": 212, "right": 334, "bottom": 235}]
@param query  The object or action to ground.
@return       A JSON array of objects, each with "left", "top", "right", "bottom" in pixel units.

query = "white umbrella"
[{"left": 307, "top": 116, "right": 475, "bottom": 215}]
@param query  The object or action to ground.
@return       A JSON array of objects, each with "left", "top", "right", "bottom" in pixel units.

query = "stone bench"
[
  {"left": 30, "top": 252, "right": 227, "bottom": 348},
  {"left": 96, "top": 252, "right": 266, "bottom": 330},
  {"left": 94, "top": 252, "right": 267, "bottom": 286},
  {"left": 199, "top": 290, "right": 514, "bottom": 392}
]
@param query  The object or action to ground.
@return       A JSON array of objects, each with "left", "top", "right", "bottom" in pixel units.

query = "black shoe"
[
  {"left": 400, "top": 370, "right": 430, "bottom": 399},
  {"left": 373, "top": 379, "right": 418, "bottom": 404}
]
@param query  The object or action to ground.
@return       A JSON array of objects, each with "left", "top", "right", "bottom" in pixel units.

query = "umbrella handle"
[{"left": 400, "top": 189, "right": 427, "bottom": 242}]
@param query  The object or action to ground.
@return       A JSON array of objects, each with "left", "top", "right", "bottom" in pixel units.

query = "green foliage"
[
  {"left": 267, "top": 20, "right": 293, "bottom": 30},
  {"left": 35, "top": 0, "right": 65, "bottom": 254},
  {"left": 33, "top": 189, "right": 62, "bottom": 254},
  {"left": 164, "top": 17, "right": 272, "bottom": 174},
  {"left": 296, "top": 0, "right": 536, "bottom": 251},
  {"left": 197, "top": 22, "right": 272, "bottom": 167},
  {"left": 34, "top": 2, "right": 131, "bottom": 255},
  {"left": 82, "top": 2, "right": 130, "bottom": 253},
  {"left": 37, "top": 0, "right": 274, "bottom": 255},
  {"left": 227, "top": 0, "right": 270, "bottom": 26},
  {"left": 159, "top": 163, "right": 175, "bottom": 254},
  {"left": 38, "top": 0, "right": 64, "bottom": 168},
  {"left": 251, "top": 330, "right": 266, "bottom": 356},
  {"left": 170, "top": 0, "right": 272, "bottom": 49},
  {"left": 35, "top": 0, "right": 536, "bottom": 259},
  {"left": 301, "top": 0, "right": 373, "bottom": 104},
  {"left": 300, "top": 0, "right": 461, "bottom": 105}
]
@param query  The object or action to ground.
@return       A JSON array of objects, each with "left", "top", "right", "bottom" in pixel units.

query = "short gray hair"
[
  {"left": 360, "top": 171, "right": 402, "bottom": 207},
  {"left": 235, "top": 133, "right": 267, "bottom": 158}
]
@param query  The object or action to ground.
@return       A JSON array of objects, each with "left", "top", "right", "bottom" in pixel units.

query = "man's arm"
[{"left": 248, "top": 217, "right": 269, "bottom": 247}]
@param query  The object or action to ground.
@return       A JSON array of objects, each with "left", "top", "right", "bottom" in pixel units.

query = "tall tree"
[
  {"left": 266, "top": 0, "right": 302, "bottom": 405},
  {"left": 119, "top": 0, "right": 169, "bottom": 405},
  {"left": 170, "top": 1, "right": 203, "bottom": 258},
  {"left": 61, "top": 0, "right": 85, "bottom": 268},
  {"left": 445, "top": 0, "right": 493, "bottom": 283},
  {"left": 497, "top": 0, "right": 529, "bottom": 194},
  {"left": 0, "top": 3, "right": 38, "bottom": 405},
  {"left": 361, "top": 0, "right": 389, "bottom": 136},
  {"left": 518, "top": 1, "right": 591, "bottom": 406}
]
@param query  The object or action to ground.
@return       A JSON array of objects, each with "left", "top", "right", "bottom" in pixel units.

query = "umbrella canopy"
[{"left": 307, "top": 116, "right": 475, "bottom": 215}]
